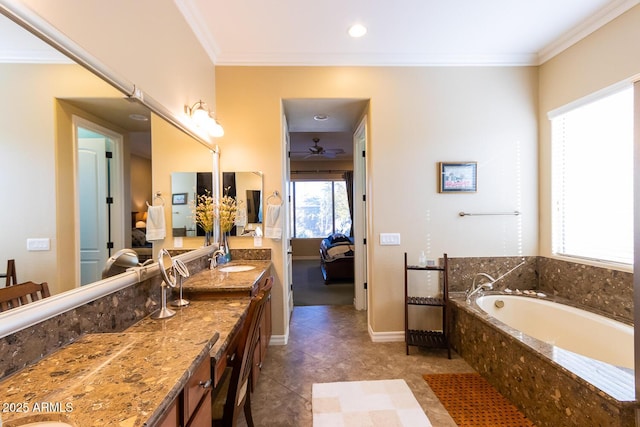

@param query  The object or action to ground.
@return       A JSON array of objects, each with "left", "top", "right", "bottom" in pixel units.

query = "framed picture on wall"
[
  {"left": 172, "top": 193, "right": 188, "bottom": 205},
  {"left": 439, "top": 162, "right": 477, "bottom": 193}
]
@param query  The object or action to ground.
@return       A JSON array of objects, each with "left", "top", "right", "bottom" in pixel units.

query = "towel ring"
[
  {"left": 267, "top": 191, "right": 283, "bottom": 206},
  {"left": 146, "top": 192, "right": 165, "bottom": 207}
]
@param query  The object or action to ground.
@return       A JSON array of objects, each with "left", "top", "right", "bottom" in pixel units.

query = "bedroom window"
[
  {"left": 292, "top": 180, "right": 352, "bottom": 238},
  {"left": 550, "top": 84, "right": 633, "bottom": 265}
]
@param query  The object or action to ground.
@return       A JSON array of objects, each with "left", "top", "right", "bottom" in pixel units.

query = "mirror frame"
[{"left": 0, "top": 3, "right": 217, "bottom": 339}]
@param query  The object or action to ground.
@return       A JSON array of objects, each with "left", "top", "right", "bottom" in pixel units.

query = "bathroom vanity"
[{"left": 0, "top": 261, "right": 272, "bottom": 427}]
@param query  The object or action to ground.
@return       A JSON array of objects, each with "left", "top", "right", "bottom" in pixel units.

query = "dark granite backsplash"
[{"left": 448, "top": 256, "right": 538, "bottom": 292}]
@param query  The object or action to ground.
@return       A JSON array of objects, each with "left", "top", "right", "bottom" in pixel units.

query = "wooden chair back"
[
  {"left": 3, "top": 259, "right": 16, "bottom": 287},
  {"left": 0, "top": 281, "right": 51, "bottom": 312},
  {"left": 221, "top": 276, "right": 273, "bottom": 426}
]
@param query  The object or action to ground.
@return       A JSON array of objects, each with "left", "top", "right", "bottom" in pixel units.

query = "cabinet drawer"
[{"left": 183, "top": 358, "right": 212, "bottom": 424}]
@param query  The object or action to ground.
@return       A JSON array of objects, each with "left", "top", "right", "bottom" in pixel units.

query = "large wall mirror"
[
  {"left": 0, "top": 7, "right": 215, "bottom": 335},
  {"left": 222, "top": 172, "right": 263, "bottom": 237},
  {"left": 170, "top": 172, "right": 213, "bottom": 237}
]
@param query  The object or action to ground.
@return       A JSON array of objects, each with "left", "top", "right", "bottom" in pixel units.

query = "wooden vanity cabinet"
[
  {"left": 252, "top": 278, "right": 272, "bottom": 388},
  {"left": 156, "top": 356, "right": 212, "bottom": 427}
]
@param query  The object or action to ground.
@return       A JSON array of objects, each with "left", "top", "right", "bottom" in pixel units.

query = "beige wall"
[
  {"left": 1, "top": 63, "right": 123, "bottom": 295},
  {"left": 131, "top": 154, "right": 152, "bottom": 220},
  {"left": 538, "top": 5, "right": 640, "bottom": 264},
  {"left": 216, "top": 66, "right": 539, "bottom": 334},
  {"left": 17, "top": 0, "right": 216, "bottom": 130},
  {"left": 151, "top": 113, "right": 215, "bottom": 256}
]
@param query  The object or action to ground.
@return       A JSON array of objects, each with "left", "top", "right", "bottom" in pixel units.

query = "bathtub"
[
  {"left": 451, "top": 294, "right": 637, "bottom": 427},
  {"left": 475, "top": 294, "right": 634, "bottom": 370}
]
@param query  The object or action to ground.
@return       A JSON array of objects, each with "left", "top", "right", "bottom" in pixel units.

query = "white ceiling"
[
  {"left": 176, "top": 0, "right": 639, "bottom": 161},
  {"left": 177, "top": 0, "right": 638, "bottom": 67}
]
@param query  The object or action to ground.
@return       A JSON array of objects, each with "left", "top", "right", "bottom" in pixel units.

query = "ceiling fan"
[{"left": 291, "top": 138, "right": 345, "bottom": 159}]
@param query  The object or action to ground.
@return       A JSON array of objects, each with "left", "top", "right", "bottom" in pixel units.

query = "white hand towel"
[
  {"left": 264, "top": 204, "right": 282, "bottom": 240},
  {"left": 145, "top": 205, "right": 166, "bottom": 241}
]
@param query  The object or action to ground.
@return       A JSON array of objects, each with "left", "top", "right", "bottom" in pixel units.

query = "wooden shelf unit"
[{"left": 404, "top": 252, "right": 451, "bottom": 358}]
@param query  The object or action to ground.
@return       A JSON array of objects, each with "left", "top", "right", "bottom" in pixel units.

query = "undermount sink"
[{"left": 218, "top": 265, "right": 256, "bottom": 273}]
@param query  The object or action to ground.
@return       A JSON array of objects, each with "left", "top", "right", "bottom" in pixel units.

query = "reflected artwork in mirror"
[
  {"left": 171, "top": 172, "right": 213, "bottom": 238},
  {"left": 223, "top": 172, "right": 264, "bottom": 237}
]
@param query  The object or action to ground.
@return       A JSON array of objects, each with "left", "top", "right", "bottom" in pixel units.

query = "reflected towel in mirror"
[{"left": 146, "top": 205, "right": 166, "bottom": 241}]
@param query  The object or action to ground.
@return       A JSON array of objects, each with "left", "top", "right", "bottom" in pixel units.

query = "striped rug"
[{"left": 423, "top": 373, "right": 535, "bottom": 427}]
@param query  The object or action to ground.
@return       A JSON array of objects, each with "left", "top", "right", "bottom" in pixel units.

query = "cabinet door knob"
[{"left": 199, "top": 378, "right": 212, "bottom": 389}]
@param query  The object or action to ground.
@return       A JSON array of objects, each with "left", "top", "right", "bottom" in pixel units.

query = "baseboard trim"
[
  {"left": 368, "top": 325, "right": 405, "bottom": 343},
  {"left": 292, "top": 256, "right": 320, "bottom": 261},
  {"left": 269, "top": 334, "right": 288, "bottom": 345}
]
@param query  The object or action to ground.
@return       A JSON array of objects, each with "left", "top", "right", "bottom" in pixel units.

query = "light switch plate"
[
  {"left": 379, "top": 233, "right": 401, "bottom": 246},
  {"left": 27, "top": 238, "right": 50, "bottom": 251}
]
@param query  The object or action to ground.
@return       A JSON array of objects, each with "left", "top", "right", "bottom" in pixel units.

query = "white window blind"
[{"left": 551, "top": 85, "right": 633, "bottom": 265}]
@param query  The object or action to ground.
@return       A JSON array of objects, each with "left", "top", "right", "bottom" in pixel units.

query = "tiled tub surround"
[
  {"left": 0, "top": 297, "right": 251, "bottom": 427},
  {"left": 448, "top": 256, "right": 633, "bottom": 322},
  {"left": 450, "top": 296, "right": 636, "bottom": 427}
]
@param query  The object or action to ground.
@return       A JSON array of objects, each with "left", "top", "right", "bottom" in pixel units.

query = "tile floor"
[{"left": 241, "top": 305, "right": 476, "bottom": 426}]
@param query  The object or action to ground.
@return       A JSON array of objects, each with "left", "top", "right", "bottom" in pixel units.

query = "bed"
[{"left": 319, "top": 233, "right": 355, "bottom": 284}]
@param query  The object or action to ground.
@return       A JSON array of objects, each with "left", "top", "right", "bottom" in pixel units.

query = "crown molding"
[
  {"left": 538, "top": 0, "right": 640, "bottom": 65},
  {"left": 174, "top": 0, "right": 220, "bottom": 65}
]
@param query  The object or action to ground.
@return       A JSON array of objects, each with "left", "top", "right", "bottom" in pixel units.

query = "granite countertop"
[
  {"left": 0, "top": 298, "right": 251, "bottom": 427},
  {"left": 181, "top": 260, "right": 271, "bottom": 295}
]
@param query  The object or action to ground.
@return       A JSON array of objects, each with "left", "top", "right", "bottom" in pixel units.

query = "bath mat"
[
  {"left": 312, "top": 379, "right": 432, "bottom": 426},
  {"left": 422, "top": 373, "right": 534, "bottom": 427}
]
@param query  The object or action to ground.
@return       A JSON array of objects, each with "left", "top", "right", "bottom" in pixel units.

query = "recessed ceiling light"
[
  {"left": 129, "top": 113, "right": 149, "bottom": 121},
  {"left": 348, "top": 23, "right": 367, "bottom": 38},
  {"left": 313, "top": 114, "right": 329, "bottom": 121}
]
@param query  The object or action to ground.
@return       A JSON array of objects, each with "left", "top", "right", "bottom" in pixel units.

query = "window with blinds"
[{"left": 550, "top": 85, "right": 633, "bottom": 265}]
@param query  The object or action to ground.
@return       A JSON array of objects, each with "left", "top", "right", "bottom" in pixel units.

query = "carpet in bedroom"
[{"left": 293, "top": 259, "right": 354, "bottom": 306}]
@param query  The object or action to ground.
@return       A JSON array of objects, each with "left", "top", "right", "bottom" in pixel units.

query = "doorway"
[
  {"left": 73, "top": 116, "right": 125, "bottom": 285},
  {"left": 282, "top": 98, "right": 369, "bottom": 309}
]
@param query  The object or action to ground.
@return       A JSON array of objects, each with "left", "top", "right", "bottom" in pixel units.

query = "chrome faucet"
[
  {"left": 465, "top": 260, "right": 526, "bottom": 303},
  {"left": 466, "top": 273, "right": 495, "bottom": 303},
  {"left": 209, "top": 249, "right": 227, "bottom": 269}
]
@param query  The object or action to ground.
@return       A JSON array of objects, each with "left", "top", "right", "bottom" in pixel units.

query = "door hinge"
[
  {"left": 362, "top": 194, "right": 366, "bottom": 202},
  {"left": 105, "top": 151, "right": 113, "bottom": 159},
  {"left": 362, "top": 150, "right": 365, "bottom": 157},
  {"left": 364, "top": 282, "right": 368, "bottom": 289},
  {"left": 363, "top": 238, "right": 366, "bottom": 245},
  {"left": 106, "top": 242, "right": 114, "bottom": 249},
  {"left": 106, "top": 197, "right": 113, "bottom": 204}
]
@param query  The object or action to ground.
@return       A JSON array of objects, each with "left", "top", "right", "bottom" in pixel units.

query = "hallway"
[{"left": 244, "top": 305, "right": 473, "bottom": 426}]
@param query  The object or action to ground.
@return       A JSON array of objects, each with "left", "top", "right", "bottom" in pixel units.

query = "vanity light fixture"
[
  {"left": 185, "top": 100, "right": 225, "bottom": 138},
  {"left": 348, "top": 23, "right": 367, "bottom": 38}
]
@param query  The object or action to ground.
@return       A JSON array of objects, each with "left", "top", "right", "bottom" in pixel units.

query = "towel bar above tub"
[{"left": 459, "top": 210, "right": 520, "bottom": 217}]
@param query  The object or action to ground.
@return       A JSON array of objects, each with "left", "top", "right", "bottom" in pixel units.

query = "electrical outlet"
[
  {"left": 379, "top": 233, "right": 401, "bottom": 245},
  {"left": 27, "top": 238, "right": 50, "bottom": 251}
]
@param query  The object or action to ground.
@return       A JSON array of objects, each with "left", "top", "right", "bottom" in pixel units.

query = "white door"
[
  {"left": 78, "top": 136, "right": 109, "bottom": 285},
  {"left": 75, "top": 117, "right": 125, "bottom": 286},
  {"left": 353, "top": 117, "right": 368, "bottom": 310}
]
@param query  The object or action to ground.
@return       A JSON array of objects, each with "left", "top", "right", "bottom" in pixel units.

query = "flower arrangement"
[
  {"left": 193, "top": 190, "right": 215, "bottom": 233},
  {"left": 219, "top": 187, "right": 238, "bottom": 233}
]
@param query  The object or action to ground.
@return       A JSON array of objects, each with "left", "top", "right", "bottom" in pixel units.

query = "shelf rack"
[{"left": 404, "top": 252, "right": 451, "bottom": 358}]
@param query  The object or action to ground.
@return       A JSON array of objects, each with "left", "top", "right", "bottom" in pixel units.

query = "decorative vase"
[
  {"left": 204, "top": 231, "right": 212, "bottom": 246},
  {"left": 221, "top": 231, "right": 231, "bottom": 262}
]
